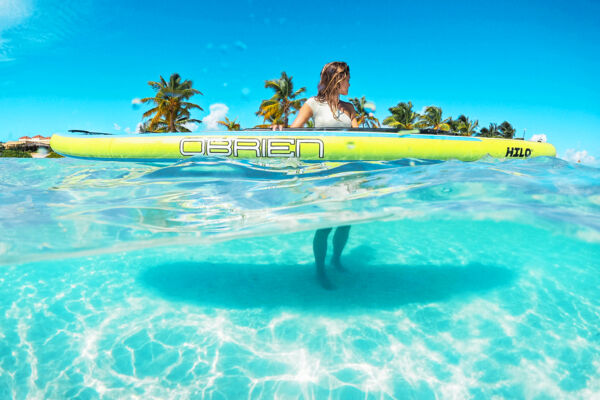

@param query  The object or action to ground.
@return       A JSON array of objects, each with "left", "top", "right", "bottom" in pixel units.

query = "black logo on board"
[{"left": 505, "top": 147, "right": 532, "bottom": 158}]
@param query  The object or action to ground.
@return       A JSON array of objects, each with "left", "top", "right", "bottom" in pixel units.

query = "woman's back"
[{"left": 305, "top": 97, "right": 352, "bottom": 128}]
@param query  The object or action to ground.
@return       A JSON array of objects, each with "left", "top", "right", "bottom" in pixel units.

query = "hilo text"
[{"left": 505, "top": 147, "right": 532, "bottom": 158}]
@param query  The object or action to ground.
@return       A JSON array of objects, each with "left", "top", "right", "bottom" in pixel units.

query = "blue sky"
[{"left": 1, "top": 0, "right": 599, "bottom": 163}]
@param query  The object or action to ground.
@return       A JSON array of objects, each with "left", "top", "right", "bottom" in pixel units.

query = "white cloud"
[
  {"left": 124, "top": 127, "right": 131, "bottom": 134},
  {"left": 1, "top": 2, "right": 90, "bottom": 62},
  {"left": 364, "top": 101, "right": 376, "bottom": 114},
  {"left": 529, "top": 134, "right": 546, "bottom": 143},
  {"left": 202, "top": 103, "right": 229, "bottom": 131},
  {"left": 183, "top": 122, "right": 199, "bottom": 132},
  {"left": 561, "top": 149, "right": 597, "bottom": 165},
  {"left": 0, "top": 0, "right": 32, "bottom": 22},
  {"left": 135, "top": 122, "right": 144, "bottom": 133},
  {"left": 113, "top": 123, "right": 121, "bottom": 131},
  {"left": 0, "top": 0, "right": 33, "bottom": 61},
  {"left": 131, "top": 97, "right": 142, "bottom": 109}
]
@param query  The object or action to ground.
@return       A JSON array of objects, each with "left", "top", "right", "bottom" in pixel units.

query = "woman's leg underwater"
[
  {"left": 313, "top": 228, "right": 334, "bottom": 289},
  {"left": 332, "top": 225, "right": 351, "bottom": 270}
]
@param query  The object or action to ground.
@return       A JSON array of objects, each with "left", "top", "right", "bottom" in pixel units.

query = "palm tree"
[
  {"left": 253, "top": 114, "right": 282, "bottom": 129},
  {"left": 382, "top": 101, "right": 420, "bottom": 129},
  {"left": 137, "top": 120, "right": 153, "bottom": 133},
  {"left": 218, "top": 117, "right": 241, "bottom": 131},
  {"left": 455, "top": 115, "right": 479, "bottom": 136},
  {"left": 148, "top": 107, "right": 201, "bottom": 133},
  {"left": 417, "top": 106, "right": 451, "bottom": 131},
  {"left": 498, "top": 121, "right": 515, "bottom": 139},
  {"left": 447, "top": 117, "right": 460, "bottom": 132},
  {"left": 140, "top": 73, "right": 203, "bottom": 132},
  {"left": 256, "top": 72, "right": 306, "bottom": 127},
  {"left": 349, "top": 96, "right": 380, "bottom": 128},
  {"left": 479, "top": 123, "right": 500, "bottom": 137}
]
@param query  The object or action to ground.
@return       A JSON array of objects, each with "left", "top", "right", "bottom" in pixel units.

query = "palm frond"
[
  {"left": 139, "top": 73, "right": 203, "bottom": 133},
  {"left": 257, "top": 71, "right": 306, "bottom": 127}
]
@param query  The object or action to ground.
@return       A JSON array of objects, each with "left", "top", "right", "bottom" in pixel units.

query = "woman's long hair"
[{"left": 316, "top": 61, "right": 350, "bottom": 119}]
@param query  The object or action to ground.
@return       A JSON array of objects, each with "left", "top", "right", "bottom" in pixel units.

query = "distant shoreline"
[{"left": 0, "top": 141, "right": 62, "bottom": 158}]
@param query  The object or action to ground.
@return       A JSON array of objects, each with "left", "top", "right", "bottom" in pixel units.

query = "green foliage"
[
  {"left": 140, "top": 73, "right": 203, "bottom": 132},
  {"left": 1, "top": 149, "right": 32, "bottom": 158},
  {"left": 256, "top": 72, "right": 306, "bottom": 127},
  {"left": 46, "top": 151, "right": 64, "bottom": 158},
  {"left": 498, "top": 121, "right": 515, "bottom": 139},
  {"left": 137, "top": 120, "right": 152, "bottom": 133},
  {"left": 455, "top": 115, "right": 479, "bottom": 136},
  {"left": 417, "top": 106, "right": 451, "bottom": 131},
  {"left": 383, "top": 102, "right": 420, "bottom": 129},
  {"left": 383, "top": 101, "right": 513, "bottom": 137},
  {"left": 447, "top": 117, "right": 459, "bottom": 132},
  {"left": 477, "top": 121, "right": 514, "bottom": 138},
  {"left": 217, "top": 117, "right": 241, "bottom": 131},
  {"left": 479, "top": 123, "right": 500, "bottom": 137},
  {"left": 349, "top": 96, "right": 380, "bottom": 128}
]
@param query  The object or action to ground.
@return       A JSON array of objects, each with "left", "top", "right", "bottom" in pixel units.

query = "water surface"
[{"left": 0, "top": 156, "right": 598, "bottom": 398}]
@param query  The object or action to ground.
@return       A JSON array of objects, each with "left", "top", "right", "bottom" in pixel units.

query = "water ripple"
[{"left": 1, "top": 156, "right": 599, "bottom": 265}]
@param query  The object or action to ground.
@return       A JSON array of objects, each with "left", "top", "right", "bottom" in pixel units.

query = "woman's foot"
[
  {"left": 317, "top": 271, "right": 335, "bottom": 290},
  {"left": 332, "top": 257, "right": 348, "bottom": 272}
]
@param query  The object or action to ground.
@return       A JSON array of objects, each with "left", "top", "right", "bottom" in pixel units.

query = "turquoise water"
[{"left": 0, "top": 156, "right": 599, "bottom": 399}]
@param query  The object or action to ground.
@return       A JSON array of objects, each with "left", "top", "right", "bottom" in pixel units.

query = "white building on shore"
[{"left": 2, "top": 135, "right": 51, "bottom": 148}]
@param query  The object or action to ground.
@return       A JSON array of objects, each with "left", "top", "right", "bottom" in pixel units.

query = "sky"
[{"left": 0, "top": 0, "right": 599, "bottom": 163}]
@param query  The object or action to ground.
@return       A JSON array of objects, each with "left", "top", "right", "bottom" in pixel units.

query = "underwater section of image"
[{"left": 0, "top": 157, "right": 599, "bottom": 398}]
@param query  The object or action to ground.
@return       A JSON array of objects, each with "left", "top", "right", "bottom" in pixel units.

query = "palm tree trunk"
[
  {"left": 169, "top": 110, "right": 176, "bottom": 132},
  {"left": 283, "top": 101, "right": 289, "bottom": 128}
]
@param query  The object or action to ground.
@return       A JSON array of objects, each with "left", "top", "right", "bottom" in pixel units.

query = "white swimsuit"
[{"left": 305, "top": 97, "right": 352, "bottom": 128}]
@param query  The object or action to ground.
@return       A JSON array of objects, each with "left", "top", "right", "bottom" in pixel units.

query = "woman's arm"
[
  {"left": 342, "top": 101, "right": 359, "bottom": 128},
  {"left": 290, "top": 103, "right": 313, "bottom": 128}
]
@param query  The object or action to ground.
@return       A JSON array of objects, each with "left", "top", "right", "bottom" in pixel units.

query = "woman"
[{"left": 290, "top": 61, "right": 358, "bottom": 289}]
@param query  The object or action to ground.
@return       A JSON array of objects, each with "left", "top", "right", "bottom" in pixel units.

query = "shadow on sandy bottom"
[{"left": 139, "top": 258, "right": 515, "bottom": 312}]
